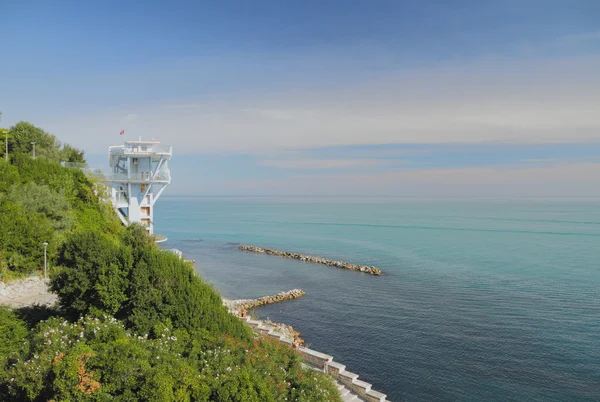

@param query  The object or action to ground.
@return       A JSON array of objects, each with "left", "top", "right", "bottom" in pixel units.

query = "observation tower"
[{"left": 107, "top": 138, "right": 172, "bottom": 238}]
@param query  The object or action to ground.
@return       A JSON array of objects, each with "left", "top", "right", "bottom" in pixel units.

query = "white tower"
[{"left": 107, "top": 138, "right": 172, "bottom": 236}]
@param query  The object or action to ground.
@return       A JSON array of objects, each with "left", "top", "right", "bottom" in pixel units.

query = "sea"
[{"left": 155, "top": 197, "right": 600, "bottom": 402}]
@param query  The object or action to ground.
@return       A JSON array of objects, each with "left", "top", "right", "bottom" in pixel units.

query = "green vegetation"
[{"left": 0, "top": 120, "right": 340, "bottom": 401}]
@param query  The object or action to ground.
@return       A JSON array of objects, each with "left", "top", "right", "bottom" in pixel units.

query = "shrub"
[
  {"left": 0, "top": 316, "right": 341, "bottom": 401},
  {"left": 51, "top": 231, "right": 132, "bottom": 319},
  {"left": 7, "top": 183, "right": 74, "bottom": 231},
  {"left": 0, "top": 199, "right": 55, "bottom": 274},
  {"left": 0, "top": 307, "right": 28, "bottom": 358},
  {"left": 52, "top": 226, "right": 251, "bottom": 340}
]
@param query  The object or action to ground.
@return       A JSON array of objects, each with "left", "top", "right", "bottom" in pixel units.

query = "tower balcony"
[
  {"left": 105, "top": 171, "right": 171, "bottom": 183},
  {"left": 109, "top": 145, "right": 172, "bottom": 157}
]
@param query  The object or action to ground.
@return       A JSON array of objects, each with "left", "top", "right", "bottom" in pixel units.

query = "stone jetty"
[
  {"left": 223, "top": 288, "right": 306, "bottom": 316},
  {"left": 238, "top": 245, "right": 383, "bottom": 275}
]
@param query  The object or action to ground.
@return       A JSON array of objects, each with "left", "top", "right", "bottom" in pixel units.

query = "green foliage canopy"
[{"left": 0, "top": 120, "right": 342, "bottom": 401}]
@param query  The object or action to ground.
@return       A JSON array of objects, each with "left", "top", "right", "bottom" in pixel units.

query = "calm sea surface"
[{"left": 155, "top": 197, "right": 600, "bottom": 401}]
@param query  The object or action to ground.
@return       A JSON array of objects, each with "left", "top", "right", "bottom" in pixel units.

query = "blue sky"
[{"left": 1, "top": 0, "right": 600, "bottom": 196}]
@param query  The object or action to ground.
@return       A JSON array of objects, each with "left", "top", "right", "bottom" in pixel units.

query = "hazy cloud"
[
  {"left": 211, "top": 162, "right": 600, "bottom": 197},
  {"left": 520, "top": 158, "right": 558, "bottom": 163},
  {"left": 557, "top": 31, "right": 600, "bottom": 46},
  {"left": 39, "top": 55, "right": 600, "bottom": 155},
  {"left": 258, "top": 158, "right": 405, "bottom": 169},
  {"left": 120, "top": 113, "right": 138, "bottom": 123}
]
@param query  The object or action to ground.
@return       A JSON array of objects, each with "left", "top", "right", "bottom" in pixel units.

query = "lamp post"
[
  {"left": 42, "top": 242, "right": 48, "bottom": 281},
  {"left": 31, "top": 142, "right": 36, "bottom": 159},
  {"left": 43, "top": 242, "right": 48, "bottom": 303}
]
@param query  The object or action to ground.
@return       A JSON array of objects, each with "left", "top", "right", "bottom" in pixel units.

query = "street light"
[
  {"left": 31, "top": 141, "right": 36, "bottom": 159},
  {"left": 42, "top": 242, "right": 48, "bottom": 281},
  {"left": 43, "top": 242, "right": 48, "bottom": 304}
]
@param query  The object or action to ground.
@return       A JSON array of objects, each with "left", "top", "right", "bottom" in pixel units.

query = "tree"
[
  {"left": 8, "top": 121, "right": 60, "bottom": 161},
  {"left": 50, "top": 231, "right": 132, "bottom": 318},
  {"left": 7, "top": 183, "right": 74, "bottom": 231},
  {"left": 0, "top": 307, "right": 28, "bottom": 358},
  {"left": 0, "top": 199, "right": 55, "bottom": 274},
  {"left": 0, "top": 111, "right": 7, "bottom": 161},
  {"left": 61, "top": 143, "right": 86, "bottom": 164},
  {"left": 0, "top": 128, "right": 9, "bottom": 161},
  {"left": 0, "top": 159, "right": 19, "bottom": 193}
]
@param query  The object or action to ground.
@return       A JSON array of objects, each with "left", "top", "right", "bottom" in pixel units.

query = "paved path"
[{"left": 0, "top": 276, "right": 57, "bottom": 307}]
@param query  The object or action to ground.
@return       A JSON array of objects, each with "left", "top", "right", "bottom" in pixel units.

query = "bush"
[
  {"left": 7, "top": 183, "right": 74, "bottom": 231},
  {"left": 51, "top": 231, "right": 132, "bottom": 319},
  {"left": 0, "top": 316, "right": 341, "bottom": 401},
  {"left": 123, "top": 238, "right": 251, "bottom": 340},
  {"left": 0, "top": 199, "right": 55, "bottom": 274},
  {"left": 52, "top": 226, "right": 252, "bottom": 340},
  {"left": 0, "top": 307, "right": 28, "bottom": 358}
]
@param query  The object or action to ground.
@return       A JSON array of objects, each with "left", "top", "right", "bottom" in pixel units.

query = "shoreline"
[
  {"left": 221, "top": 291, "right": 389, "bottom": 401},
  {"left": 239, "top": 311, "right": 388, "bottom": 402},
  {"left": 2, "top": 270, "right": 388, "bottom": 400}
]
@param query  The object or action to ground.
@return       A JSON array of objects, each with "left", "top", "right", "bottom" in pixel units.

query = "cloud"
[
  {"left": 258, "top": 158, "right": 404, "bottom": 169},
  {"left": 557, "top": 31, "right": 600, "bottom": 46},
  {"left": 120, "top": 114, "right": 138, "bottom": 123},
  {"left": 39, "top": 55, "right": 600, "bottom": 155},
  {"left": 244, "top": 109, "right": 310, "bottom": 120},
  {"left": 520, "top": 158, "right": 557, "bottom": 163},
  {"left": 166, "top": 104, "right": 203, "bottom": 110},
  {"left": 211, "top": 162, "right": 600, "bottom": 197}
]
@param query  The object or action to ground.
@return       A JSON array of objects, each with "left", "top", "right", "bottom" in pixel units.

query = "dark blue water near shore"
[{"left": 155, "top": 197, "right": 600, "bottom": 401}]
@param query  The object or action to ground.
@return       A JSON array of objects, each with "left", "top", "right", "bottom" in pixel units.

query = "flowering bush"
[{"left": 0, "top": 315, "right": 340, "bottom": 401}]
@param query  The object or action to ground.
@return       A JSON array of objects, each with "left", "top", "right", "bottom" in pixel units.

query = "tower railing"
[
  {"left": 109, "top": 146, "right": 172, "bottom": 155},
  {"left": 105, "top": 171, "right": 171, "bottom": 182}
]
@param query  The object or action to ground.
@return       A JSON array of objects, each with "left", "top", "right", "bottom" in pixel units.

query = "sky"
[{"left": 1, "top": 0, "right": 600, "bottom": 196}]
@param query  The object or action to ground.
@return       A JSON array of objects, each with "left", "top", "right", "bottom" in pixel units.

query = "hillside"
[{"left": 0, "top": 121, "right": 340, "bottom": 401}]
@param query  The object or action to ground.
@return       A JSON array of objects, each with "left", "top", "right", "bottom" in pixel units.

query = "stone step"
[
  {"left": 338, "top": 384, "right": 365, "bottom": 401},
  {"left": 342, "top": 392, "right": 360, "bottom": 402}
]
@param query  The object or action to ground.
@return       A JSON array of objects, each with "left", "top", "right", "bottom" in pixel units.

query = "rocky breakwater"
[
  {"left": 238, "top": 245, "right": 383, "bottom": 275},
  {"left": 223, "top": 288, "right": 307, "bottom": 316}
]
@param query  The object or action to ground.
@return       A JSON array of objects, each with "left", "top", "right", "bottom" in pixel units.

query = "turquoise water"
[{"left": 155, "top": 197, "right": 600, "bottom": 401}]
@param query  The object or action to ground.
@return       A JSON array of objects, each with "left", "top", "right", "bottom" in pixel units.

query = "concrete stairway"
[
  {"left": 245, "top": 316, "right": 388, "bottom": 401},
  {"left": 337, "top": 381, "right": 365, "bottom": 401}
]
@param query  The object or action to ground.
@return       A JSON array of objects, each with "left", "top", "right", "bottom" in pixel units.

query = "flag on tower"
[{"left": 120, "top": 130, "right": 125, "bottom": 135}]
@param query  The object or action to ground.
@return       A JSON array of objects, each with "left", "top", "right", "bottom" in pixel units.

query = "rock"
[
  {"left": 238, "top": 245, "right": 383, "bottom": 275},
  {"left": 224, "top": 289, "right": 307, "bottom": 316}
]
